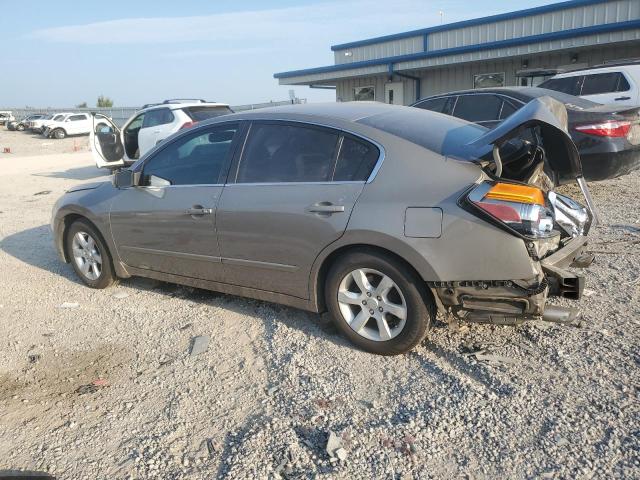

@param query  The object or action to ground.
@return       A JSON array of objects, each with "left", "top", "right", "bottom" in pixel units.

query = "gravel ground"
[
  {"left": 0, "top": 129, "right": 89, "bottom": 157},
  {"left": 0, "top": 150, "right": 638, "bottom": 479}
]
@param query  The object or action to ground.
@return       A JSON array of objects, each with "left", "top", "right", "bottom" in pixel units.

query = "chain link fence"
[{"left": 2, "top": 99, "right": 306, "bottom": 127}]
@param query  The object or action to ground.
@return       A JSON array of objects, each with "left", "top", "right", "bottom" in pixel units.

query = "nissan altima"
[{"left": 52, "top": 100, "right": 594, "bottom": 355}]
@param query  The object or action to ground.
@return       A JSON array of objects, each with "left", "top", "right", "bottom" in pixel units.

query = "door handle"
[
  {"left": 306, "top": 202, "right": 345, "bottom": 214},
  {"left": 185, "top": 206, "right": 213, "bottom": 216},
  {"left": 615, "top": 96, "right": 631, "bottom": 101}
]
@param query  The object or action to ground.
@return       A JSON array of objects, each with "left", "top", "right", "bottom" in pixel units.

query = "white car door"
[
  {"left": 138, "top": 107, "right": 175, "bottom": 156},
  {"left": 90, "top": 114, "right": 125, "bottom": 169},
  {"left": 580, "top": 72, "right": 637, "bottom": 106},
  {"left": 65, "top": 114, "right": 86, "bottom": 134}
]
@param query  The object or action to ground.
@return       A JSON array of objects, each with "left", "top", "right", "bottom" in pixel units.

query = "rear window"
[
  {"left": 184, "top": 106, "right": 233, "bottom": 122},
  {"left": 357, "top": 108, "right": 487, "bottom": 157}
]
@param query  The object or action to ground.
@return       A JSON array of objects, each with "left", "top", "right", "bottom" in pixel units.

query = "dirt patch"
[
  {"left": 0, "top": 129, "right": 89, "bottom": 157},
  {"left": 0, "top": 345, "right": 132, "bottom": 405}
]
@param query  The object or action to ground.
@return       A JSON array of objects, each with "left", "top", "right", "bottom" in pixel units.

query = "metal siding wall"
[
  {"left": 418, "top": 42, "right": 640, "bottom": 98},
  {"left": 334, "top": 36, "right": 423, "bottom": 64},
  {"left": 428, "top": 0, "right": 638, "bottom": 50},
  {"left": 397, "top": 29, "right": 640, "bottom": 71}
]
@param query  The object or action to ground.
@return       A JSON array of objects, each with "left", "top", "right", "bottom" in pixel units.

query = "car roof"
[
  {"left": 553, "top": 63, "right": 640, "bottom": 77},
  {"left": 414, "top": 87, "right": 598, "bottom": 109},
  {"left": 200, "top": 102, "right": 488, "bottom": 158},
  {"left": 142, "top": 102, "right": 230, "bottom": 112},
  {"left": 228, "top": 101, "right": 408, "bottom": 122}
]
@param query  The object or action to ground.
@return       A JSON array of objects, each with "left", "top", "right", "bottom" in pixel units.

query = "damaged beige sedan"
[{"left": 53, "top": 99, "right": 594, "bottom": 355}]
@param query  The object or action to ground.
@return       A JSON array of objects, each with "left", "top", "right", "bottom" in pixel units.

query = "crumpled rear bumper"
[
  {"left": 542, "top": 235, "right": 592, "bottom": 300},
  {"left": 430, "top": 235, "right": 592, "bottom": 324}
]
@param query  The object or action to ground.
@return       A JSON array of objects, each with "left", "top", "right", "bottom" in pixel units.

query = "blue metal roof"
[
  {"left": 274, "top": 19, "right": 640, "bottom": 79},
  {"left": 330, "top": 0, "right": 608, "bottom": 51}
]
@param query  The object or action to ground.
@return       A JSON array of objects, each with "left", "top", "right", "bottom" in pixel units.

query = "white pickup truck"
[
  {"left": 29, "top": 113, "right": 67, "bottom": 133},
  {"left": 0, "top": 111, "right": 15, "bottom": 126},
  {"left": 42, "top": 112, "right": 93, "bottom": 139}
]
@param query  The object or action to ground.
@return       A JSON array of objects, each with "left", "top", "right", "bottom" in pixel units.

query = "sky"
[{"left": 0, "top": 0, "right": 557, "bottom": 108}]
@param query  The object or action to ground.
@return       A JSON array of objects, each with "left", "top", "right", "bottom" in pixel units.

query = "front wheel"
[
  {"left": 53, "top": 128, "right": 66, "bottom": 139},
  {"left": 325, "top": 249, "right": 434, "bottom": 355},
  {"left": 65, "top": 219, "right": 116, "bottom": 289},
  {"left": 16, "top": 124, "right": 25, "bottom": 131}
]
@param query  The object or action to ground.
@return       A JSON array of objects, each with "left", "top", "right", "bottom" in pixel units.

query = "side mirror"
[{"left": 113, "top": 169, "right": 140, "bottom": 188}]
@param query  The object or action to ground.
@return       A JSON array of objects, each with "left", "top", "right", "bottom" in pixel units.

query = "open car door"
[{"left": 90, "top": 113, "right": 125, "bottom": 169}]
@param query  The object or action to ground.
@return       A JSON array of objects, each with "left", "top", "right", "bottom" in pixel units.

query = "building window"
[
  {"left": 473, "top": 72, "right": 505, "bottom": 89},
  {"left": 354, "top": 86, "right": 375, "bottom": 101}
]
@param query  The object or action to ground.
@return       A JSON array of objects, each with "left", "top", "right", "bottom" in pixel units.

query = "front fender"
[{"left": 51, "top": 184, "right": 130, "bottom": 278}]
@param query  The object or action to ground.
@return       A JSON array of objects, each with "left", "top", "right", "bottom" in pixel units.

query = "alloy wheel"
[
  {"left": 71, "top": 231, "right": 103, "bottom": 280},
  {"left": 337, "top": 268, "right": 407, "bottom": 342}
]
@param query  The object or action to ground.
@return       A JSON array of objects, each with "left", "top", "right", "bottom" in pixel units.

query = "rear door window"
[
  {"left": 414, "top": 97, "right": 453, "bottom": 114},
  {"left": 142, "top": 108, "right": 174, "bottom": 128},
  {"left": 539, "top": 76, "right": 583, "bottom": 96},
  {"left": 581, "top": 72, "right": 629, "bottom": 95},
  {"left": 333, "top": 136, "right": 380, "bottom": 182},
  {"left": 68, "top": 114, "right": 87, "bottom": 121},
  {"left": 236, "top": 123, "right": 339, "bottom": 183},
  {"left": 499, "top": 100, "right": 518, "bottom": 119},
  {"left": 184, "top": 106, "right": 233, "bottom": 121},
  {"left": 453, "top": 95, "right": 503, "bottom": 122}
]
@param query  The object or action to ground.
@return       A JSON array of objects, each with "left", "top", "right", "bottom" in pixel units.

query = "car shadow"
[
  {"left": 0, "top": 225, "right": 83, "bottom": 285},
  {"left": 33, "top": 165, "right": 107, "bottom": 181},
  {"left": 0, "top": 225, "right": 356, "bottom": 351},
  {"left": 122, "top": 276, "right": 356, "bottom": 352}
]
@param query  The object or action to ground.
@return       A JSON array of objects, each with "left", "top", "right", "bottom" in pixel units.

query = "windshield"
[{"left": 52, "top": 115, "right": 64, "bottom": 121}]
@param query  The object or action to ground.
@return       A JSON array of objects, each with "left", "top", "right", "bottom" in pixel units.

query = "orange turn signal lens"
[{"left": 484, "top": 183, "right": 545, "bottom": 206}]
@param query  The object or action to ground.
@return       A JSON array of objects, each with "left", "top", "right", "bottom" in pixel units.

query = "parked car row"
[
  {"left": 5, "top": 99, "right": 233, "bottom": 147},
  {"left": 413, "top": 62, "right": 640, "bottom": 182}
]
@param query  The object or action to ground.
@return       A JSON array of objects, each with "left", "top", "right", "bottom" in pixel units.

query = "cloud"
[{"left": 29, "top": 1, "right": 453, "bottom": 46}]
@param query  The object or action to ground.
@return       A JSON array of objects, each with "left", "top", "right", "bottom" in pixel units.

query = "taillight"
[
  {"left": 466, "top": 182, "right": 555, "bottom": 239},
  {"left": 574, "top": 120, "right": 631, "bottom": 138},
  {"left": 180, "top": 121, "right": 198, "bottom": 129}
]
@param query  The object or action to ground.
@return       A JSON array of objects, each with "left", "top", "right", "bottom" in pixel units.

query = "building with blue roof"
[{"left": 274, "top": 0, "right": 640, "bottom": 104}]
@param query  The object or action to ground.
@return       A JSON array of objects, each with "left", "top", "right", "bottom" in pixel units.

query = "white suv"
[
  {"left": 43, "top": 113, "right": 92, "bottom": 139},
  {"left": 91, "top": 99, "right": 232, "bottom": 169},
  {"left": 540, "top": 62, "right": 640, "bottom": 106}
]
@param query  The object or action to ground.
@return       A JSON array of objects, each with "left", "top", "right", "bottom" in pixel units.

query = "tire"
[
  {"left": 16, "top": 124, "right": 24, "bottom": 131},
  {"left": 65, "top": 219, "right": 116, "bottom": 289},
  {"left": 325, "top": 249, "right": 434, "bottom": 355},
  {"left": 53, "top": 128, "right": 66, "bottom": 139}
]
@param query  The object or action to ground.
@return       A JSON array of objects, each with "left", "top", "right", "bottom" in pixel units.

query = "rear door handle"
[
  {"left": 615, "top": 96, "right": 631, "bottom": 101},
  {"left": 306, "top": 202, "right": 345, "bottom": 214},
  {"left": 185, "top": 206, "right": 213, "bottom": 216}
]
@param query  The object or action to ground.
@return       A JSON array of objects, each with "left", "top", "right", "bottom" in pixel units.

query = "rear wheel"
[
  {"left": 65, "top": 219, "right": 116, "bottom": 289},
  {"left": 325, "top": 249, "right": 434, "bottom": 355},
  {"left": 16, "top": 124, "right": 25, "bottom": 131},
  {"left": 53, "top": 128, "right": 66, "bottom": 139}
]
